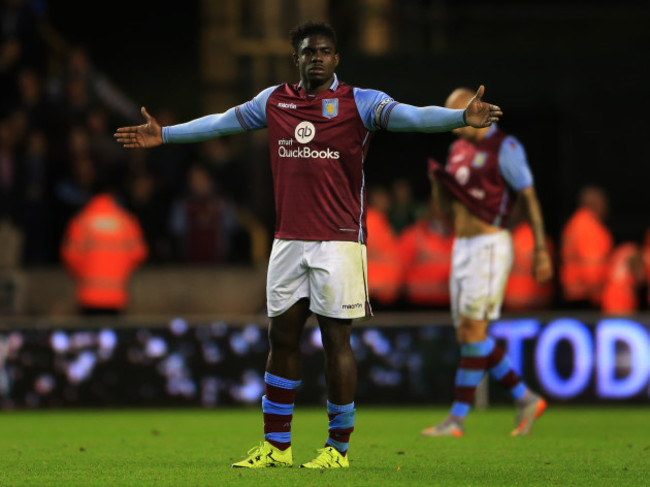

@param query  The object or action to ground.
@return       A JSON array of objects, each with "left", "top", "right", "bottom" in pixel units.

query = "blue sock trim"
[
  {"left": 265, "top": 372, "right": 302, "bottom": 389},
  {"left": 265, "top": 432, "right": 291, "bottom": 443},
  {"left": 262, "top": 396, "right": 294, "bottom": 415},
  {"left": 329, "top": 410, "right": 356, "bottom": 430},
  {"left": 326, "top": 438, "right": 348, "bottom": 453},
  {"left": 510, "top": 383, "right": 527, "bottom": 401},
  {"left": 451, "top": 402, "right": 471, "bottom": 418},
  {"left": 327, "top": 401, "right": 355, "bottom": 414},
  {"left": 489, "top": 357, "right": 511, "bottom": 381},
  {"left": 460, "top": 337, "right": 495, "bottom": 357},
  {"left": 455, "top": 369, "right": 485, "bottom": 387},
  {"left": 327, "top": 401, "right": 356, "bottom": 429}
]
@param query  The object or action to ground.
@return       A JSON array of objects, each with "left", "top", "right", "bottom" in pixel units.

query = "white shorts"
[
  {"left": 266, "top": 239, "right": 372, "bottom": 320},
  {"left": 450, "top": 230, "right": 513, "bottom": 326}
]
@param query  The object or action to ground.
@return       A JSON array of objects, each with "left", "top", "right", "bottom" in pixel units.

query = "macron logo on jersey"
[{"left": 278, "top": 102, "right": 297, "bottom": 109}]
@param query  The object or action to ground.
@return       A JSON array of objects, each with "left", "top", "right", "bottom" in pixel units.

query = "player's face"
[{"left": 294, "top": 35, "right": 339, "bottom": 92}]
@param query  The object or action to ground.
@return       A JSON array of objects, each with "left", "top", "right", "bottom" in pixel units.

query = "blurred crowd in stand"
[
  {"left": 1, "top": 0, "right": 648, "bottom": 317},
  {"left": 0, "top": 0, "right": 268, "bottom": 276},
  {"left": 366, "top": 180, "right": 650, "bottom": 316}
]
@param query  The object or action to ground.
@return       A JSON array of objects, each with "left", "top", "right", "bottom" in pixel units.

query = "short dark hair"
[{"left": 289, "top": 21, "right": 337, "bottom": 53}]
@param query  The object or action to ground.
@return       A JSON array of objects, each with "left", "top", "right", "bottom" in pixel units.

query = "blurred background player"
[
  {"left": 114, "top": 22, "right": 502, "bottom": 468},
  {"left": 424, "top": 87, "right": 552, "bottom": 437},
  {"left": 559, "top": 185, "right": 613, "bottom": 309}
]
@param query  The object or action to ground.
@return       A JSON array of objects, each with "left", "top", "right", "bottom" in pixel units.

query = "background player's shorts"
[
  {"left": 266, "top": 239, "right": 372, "bottom": 320},
  {"left": 450, "top": 230, "right": 513, "bottom": 326}
]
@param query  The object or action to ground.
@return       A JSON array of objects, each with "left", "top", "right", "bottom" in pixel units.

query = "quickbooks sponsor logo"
[
  {"left": 295, "top": 121, "right": 315, "bottom": 143},
  {"left": 278, "top": 146, "right": 340, "bottom": 159},
  {"left": 283, "top": 120, "right": 340, "bottom": 159}
]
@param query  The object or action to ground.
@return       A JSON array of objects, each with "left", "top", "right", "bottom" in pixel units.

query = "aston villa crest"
[
  {"left": 472, "top": 152, "right": 487, "bottom": 168},
  {"left": 322, "top": 99, "right": 339, "bottom": 119}
]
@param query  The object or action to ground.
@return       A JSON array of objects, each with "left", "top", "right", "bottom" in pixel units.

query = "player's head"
[
  {"left": 290, "top": 21, "right": 339, "bottom": 91},
  {"left": 445, "top": 87, "right": 489, "bottom": 143},
  {"left": 290, "top": 21, "right": 338, "bottom": 53}
]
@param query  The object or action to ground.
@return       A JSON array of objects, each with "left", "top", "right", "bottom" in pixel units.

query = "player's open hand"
[
  {"left": 464, "top": 85, "right": 502, "bottom": 128},
  {"left": 114, "top": 107, "right": 163, "bottom": 148},
  {"left": 533, "top": 249, "right": 553, "bottom": 285}
]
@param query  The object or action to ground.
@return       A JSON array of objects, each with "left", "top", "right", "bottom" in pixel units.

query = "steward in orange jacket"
[
  {"left": 61, "top": 194, "right": 148, "bottom": 314},
  {"left": 366, "top": 206, "right": 402, "bottom": 306},
  {"left": 601, "top": 242, "right": 647, "bottom": 315},
  {"left": 560, "top": 187, "right": 613, "bottom": 307},
  {"left": 504, "top": 222, "right": 555, "bottom": 311},
  {"left": 398, "top": 202, "right": 454, "bottom": 308}
]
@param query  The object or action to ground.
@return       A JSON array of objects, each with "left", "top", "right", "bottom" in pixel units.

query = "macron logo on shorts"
[{"left": 342, "top": 303, "right": 363, "bottom": 310}]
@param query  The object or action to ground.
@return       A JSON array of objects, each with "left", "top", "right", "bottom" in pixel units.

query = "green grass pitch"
[{"left": 1, "top": 406, "right": 648, "bottom": 486}]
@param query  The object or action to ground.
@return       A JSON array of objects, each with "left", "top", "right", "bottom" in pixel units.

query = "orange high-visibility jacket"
[
  {"left": 601, "top": 243, "right": 643, "bottom": 315},
  {"left": 61, "top": 194, "right": 148, "bottom": 310},
  {"left": 504, "top": 222, "right": 555, "bottom": 311},
  {"left": 366, "top": 207, "right": 403, "bottom": 305},
  {"left": 398, "top": 219, "right": 453, "bottom": 307},
  {"left": 560, "top": 207, "right": 613, "bottom": 304}
]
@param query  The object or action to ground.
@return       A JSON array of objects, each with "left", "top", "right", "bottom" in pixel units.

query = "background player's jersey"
[
  {"left": 431, "top": 126, "right": 533, "bottom": 227},
  {"left": 235, "top": 76, "right": 395, "bottom": 243}
]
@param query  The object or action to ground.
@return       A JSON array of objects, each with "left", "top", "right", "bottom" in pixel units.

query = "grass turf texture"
[{"left": 1, "top": 406, "right": 648, "bottom": 486}]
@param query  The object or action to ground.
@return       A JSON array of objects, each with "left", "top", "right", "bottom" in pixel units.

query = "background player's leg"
[
  {"left": 423, "top": 316, "right": 490, "bottom": 436},
  {"left": 485, "top": 330, "right": 547, "bottom": 436}
]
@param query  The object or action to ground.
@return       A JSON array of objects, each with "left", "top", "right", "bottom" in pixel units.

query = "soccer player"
[
  {"left": 114, "top": 22, "right": 502, "bottom": 468},
  {"left": 423, "top": 87, "right": 552, "bottom": 438}
]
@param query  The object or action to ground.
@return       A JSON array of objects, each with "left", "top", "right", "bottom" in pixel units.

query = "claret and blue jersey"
[
  {"left": 162, "top": 74, "right": 467, "bottom": 244},
  {"left": 433, "top": 124, "right": 534, "bottom": 227}
]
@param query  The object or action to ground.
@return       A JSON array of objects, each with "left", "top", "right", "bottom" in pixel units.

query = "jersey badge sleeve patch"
[{"left": 322, "top": 99, "right": 339, "bottom": 119}]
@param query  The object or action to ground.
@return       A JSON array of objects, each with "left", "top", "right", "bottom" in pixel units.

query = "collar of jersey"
[{"left": 297, "top": 73, "right": 339, "bottom": 97}]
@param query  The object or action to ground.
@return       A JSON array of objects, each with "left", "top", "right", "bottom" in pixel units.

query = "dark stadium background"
[{"left": 47, "top": 0, "right": 650, "bottom": 244}]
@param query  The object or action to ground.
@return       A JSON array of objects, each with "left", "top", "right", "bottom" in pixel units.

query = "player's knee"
[
  {"left": 319, "top": 324, "right": 351, "bottom": 352},
  {"left": 268, "top": 325, "right": 300, "bottom": 352},
  {"left": 456, "top": 318, "right": 488, "bottom": 344}
]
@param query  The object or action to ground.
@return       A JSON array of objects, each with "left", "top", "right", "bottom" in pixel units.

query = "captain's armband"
[{"left": 374, "top": 98, "right": 395, "bottom": 129}]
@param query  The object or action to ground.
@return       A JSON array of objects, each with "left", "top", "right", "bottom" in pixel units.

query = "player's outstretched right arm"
[{"left": 114, "top": 107, "right": 163, "bottom": 148}]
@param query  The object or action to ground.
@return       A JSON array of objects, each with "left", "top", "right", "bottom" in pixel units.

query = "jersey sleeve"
[
  {"left": 162, "top": 85, "right": 278, "bottom": 143},
  {"left": 385, "top": 104, "right": 466, "bottom": 133},
  {"left": 352, "top": 87, "right": 398, "bottom": 131},
  {"left": 498, "top": 135, "right": 534, "bottom": 191}
]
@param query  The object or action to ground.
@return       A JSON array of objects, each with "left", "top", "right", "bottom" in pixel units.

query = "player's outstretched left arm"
[
  {"left": 114, "top": 107, "right": 163, "bottom": 149},
  {"left": 463, "top": 85, "right": 502, "bottom": 128},
  {"left": 383, "top": 85, "right": 502, "bottom": 133}
]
